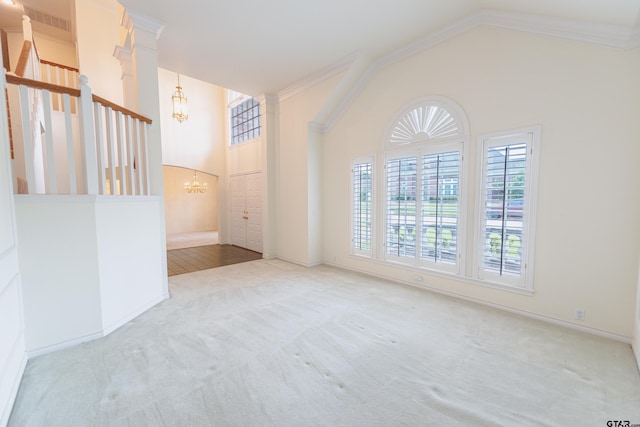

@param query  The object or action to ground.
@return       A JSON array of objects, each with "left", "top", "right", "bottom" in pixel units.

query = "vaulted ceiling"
[
  {"left": 116, "top": 0, "right": 640, "bottom": 96},
  {"left": 3, "top": 1, "right": 640, "bottom": 96}
]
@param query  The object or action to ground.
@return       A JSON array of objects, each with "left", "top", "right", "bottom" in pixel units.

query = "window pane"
[
  {"left": 421, "top": 151, "right": 459, "bottom": 264},
  {"left": 482, "top": 143, "right": 526, "bottom": 276},
  {"left": 353, "top": 162, "right": 372, "bottom": 252},
  {"left": 230, "top": 97, "right": 261, "bottom": 145},
  {"left": 386, "top": 157, "right": 417, "bottom": 258}
]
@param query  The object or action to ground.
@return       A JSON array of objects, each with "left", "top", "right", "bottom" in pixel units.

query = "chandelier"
[
  {"left": 172, "top": 73, "right": 188, "bottom": 123},
  {"left": 184, "top": 171, "right": 207, "bottom": 193}
]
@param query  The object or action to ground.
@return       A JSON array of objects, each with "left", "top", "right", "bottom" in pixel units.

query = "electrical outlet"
[{"left": 575, "top": 308, "right": 585, "bottom": 321}]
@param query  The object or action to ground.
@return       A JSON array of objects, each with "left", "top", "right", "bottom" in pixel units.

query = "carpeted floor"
[{"left": 9, "top": 260, "right": 640, "bottom": 426}]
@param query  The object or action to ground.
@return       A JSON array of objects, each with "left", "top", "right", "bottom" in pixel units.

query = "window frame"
[
  {"left": 474, "top": 125, "right": 541, "bottom": 290},
  {"left": 227, "top": 92, "right": 261, "bottom": 146},
  {"left": 351, "top": 156, "right": 375, "bottom": 258},
  {"left": 383, "top": 139, "right": 466, "bottom": 274}
]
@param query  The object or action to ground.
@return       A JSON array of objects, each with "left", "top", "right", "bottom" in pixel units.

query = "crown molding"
[
  {"left": 278, "top": 51, "right": 361, "bottom": 102},
  {"left": 319, "top": 9, "right": 640, "bottom": 134},
  {"left": 113, "top": 45, "right": 131, "bottom": 63},
  {"left": 257, "top": 94, "right": 279, "bottom": 106},
  {"left": 476, "top": 9, "right": 638, "bottom": 50},
  {"left": 307, "top": 121, "right": 325, "bottom": 134},
  {"left": 121, "top": 9, "right": 165, "bottom": 39}
]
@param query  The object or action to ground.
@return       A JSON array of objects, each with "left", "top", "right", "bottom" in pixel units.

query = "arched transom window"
[
  {"left": 389, "top": 104, "right": 463, "bottom": 146},
  {"left": 383, "top": 98, "right": 468, "bottom": 273}
]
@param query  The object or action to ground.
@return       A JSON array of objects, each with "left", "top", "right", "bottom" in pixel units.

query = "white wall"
[
  {"left": 0, "top": 62, "right": 26, "bottom": 426},
  {"left": 15, "top": 196, "right": 103, "bottom": 353},
  {"left": 320, "top": 27, "right": 640, "bottom": 338},
  {"left": 634, "top": 253, "right": 640, "bottom": 370},
  {"left": 95, "top": 196, "right": 167, "bottom": 334},
  {"left": 75, "top": 0, "right": 123, "bottom": 104},
  {"left": 228, "top": 139, "right": 262, "bottom": 175},
  {"left": 163, "top": 166, "right": 218, "bottom": 235},
  {"left": 33, "top": 33, "right": 77, "bottom": 68},
  {"left": 159, "top": 68, "right": 226, "bottom": 176},
  {"left": 277, "top": 74, "right": 343, "bottom": 266},
  {"left": 14, "top": 195, "right": 169, "bottom": 354}
]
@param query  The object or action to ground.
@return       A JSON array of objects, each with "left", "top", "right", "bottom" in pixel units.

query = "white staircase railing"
[
  {"left": 40, "top": 60, "right": 79, "bottom": 113},
  {"left": 5, "top": 71, "right": 152, "bottom": 196}
]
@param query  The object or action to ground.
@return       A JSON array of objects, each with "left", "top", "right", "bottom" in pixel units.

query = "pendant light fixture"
[{"left": 172, "top": 73, "right": 188, "bottom": 123}]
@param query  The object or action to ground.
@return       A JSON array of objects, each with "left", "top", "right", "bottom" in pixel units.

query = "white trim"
[
  {"left": 381, "top": 97, "right": 470, "bottom": 277},
  {"left": 633, "top": 335, "right": 640, "bottom": 373},
  {"left": 0, "top": 351, "right": 27, "bottom": 427},
  {"left": 276, "top": 255, "right": 322, "bottom": 268},
  {"left": 315, "top": 9, "right": 639, "bottom": 133},
  {"left": 229, "top": 170, "right": 261, "bottom": 178},
  {"left": 27, "top": 331, "right": 104, "bottom": 359},
  {"left": 257, "top": 94, "right": 279, "bottom": 107},
  {"left": 121, "top": 9, "right": 165, "bottom": 39},
  {"left": 349, "top": 252, "right": 534, "bottom": 297},
  {"left": 383, "top": 96, "right": 470, "bottom": 147},
  {"left": 308, "top": 121, "right": 325, "bottom": 134},
  {"left": 113, "top": 45, "right": 132, "bottom": 63},
  {"left": 102, "top": 294, "right": 168, "bottom": 336},
  {"left": 473, "top": 125, "right": 541, "bottom": 291},
  {"left": 278, "top": 51, "right": 360, "bottom": 102},
  {"left": 327, "top": 260, "right": 631, "bottom": 344},
  {"left": 351, "top": 156, "right": 375, "bottom": 258},
  {"left": 476, "top": 9, "right": 640, "bottom": 50}
]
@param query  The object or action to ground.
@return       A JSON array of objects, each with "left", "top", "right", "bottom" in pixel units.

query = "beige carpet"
[
  {"left": 166, "top": 230, "right": 218, "bottom": 250},
  {"left": 9, "top": 260, "right": 640, "bottom": 426}
]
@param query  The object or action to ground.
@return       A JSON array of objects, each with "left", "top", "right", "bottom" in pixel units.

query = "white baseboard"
[
  {"left": 633, "top": 330, "right": 640, "bottom": 374},
  {"left": 102, "top": 294, "right": 168, "bottom": 337},
  {"left": 27, "top": 331, "right": 104, "bottom": 359},
  {"left": 327, "top": 261, "right": 633, "bottom": 345},
  {"left": 0, "top": 350, "right": 27, "bottom": 427},
  {"left": 275, "top": 255, "right": 322, "bottom": 268}
]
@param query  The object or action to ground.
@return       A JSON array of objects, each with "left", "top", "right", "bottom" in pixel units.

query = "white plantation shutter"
[
  {"left": 386, "top": 156, "right": 417, "bottom": 258},
  {"left": 352, "top": 160, "right": 373, "bottom": 255},
  {"left": 477, "top": 127, "right": 539, "bottom": 289},
  {"left": 421, "top": 151, "right": 460, "bottom": 265},
  {"left": 383, "top": 100, "right": 466, "bottom": 273}
]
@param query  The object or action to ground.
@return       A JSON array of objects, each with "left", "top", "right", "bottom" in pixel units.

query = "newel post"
[{"left": 78, "top": 75, "right": 99, "bottom": 195}]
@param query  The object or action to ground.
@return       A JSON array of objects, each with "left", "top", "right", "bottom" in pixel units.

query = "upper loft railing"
[
  {"left": 4, "top": 69, "right": 152, "bottom": 196},
  {"left": 15, "top": 22, "right": 79, "bottom": 113},
  {"left": 39, "top": 60, "right": 80, "bottom": 113}
]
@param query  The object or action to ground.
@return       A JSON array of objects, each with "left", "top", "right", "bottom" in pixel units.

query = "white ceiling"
[
  {"left": 4, "top": 0, "right": 640, "bottom": 96},
  {"left": 0, "top": 0, "right": 74, "bottom": 42},
  {"left": 116, "top": 0, "right": 640, "bottom": 96}
]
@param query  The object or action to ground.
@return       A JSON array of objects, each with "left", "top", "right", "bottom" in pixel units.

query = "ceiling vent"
[{"left": 23, "top": 6, "right": 70, "bottom": 32}]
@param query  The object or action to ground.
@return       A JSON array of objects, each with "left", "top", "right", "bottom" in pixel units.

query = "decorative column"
[
  {"left": 113, "top": 43, "right": 135, "bottom": 111},
  {"left": 120, "top": 8, "right": 169, "bottom": 294},
  {"left": 120, "top": 9, "right": 164, "bottom": 196},
  {"left": 258, "top": 94, "right": 279, "bottom": 259}
]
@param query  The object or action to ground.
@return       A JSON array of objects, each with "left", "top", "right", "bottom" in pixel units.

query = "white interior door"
[
  {"left": 230, "top": 172, "right": 262, "bottom": 253},
  {"left": 245, "top": 173, "right": 262, "bottom": 253},
  {"left": 230, "top": 175, "right": 247, "bottom": 248}
]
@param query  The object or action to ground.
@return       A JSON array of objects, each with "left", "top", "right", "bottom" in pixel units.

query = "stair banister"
[{"left": 78, "top": 75, "right": 98, "bottom": 195}]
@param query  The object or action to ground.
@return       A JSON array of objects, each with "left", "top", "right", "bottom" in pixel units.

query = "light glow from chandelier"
[{"left": 184, "top": 171, "right": 207, "bottom": 193}]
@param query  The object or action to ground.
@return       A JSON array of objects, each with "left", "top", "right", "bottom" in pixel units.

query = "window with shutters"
[
  {"left": 383, "top": 99, "right": 468, "bottom": 274},
  {"left": 352, "top": 159, "right": 373, "bottom": 256},
  {"left": 475, "top": 126, "right": 540, "bottom": 289}
]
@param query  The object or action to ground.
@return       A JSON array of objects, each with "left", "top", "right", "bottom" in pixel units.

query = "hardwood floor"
[{"left": 167, "top": 244, "right": 262, "bottom": 276}]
